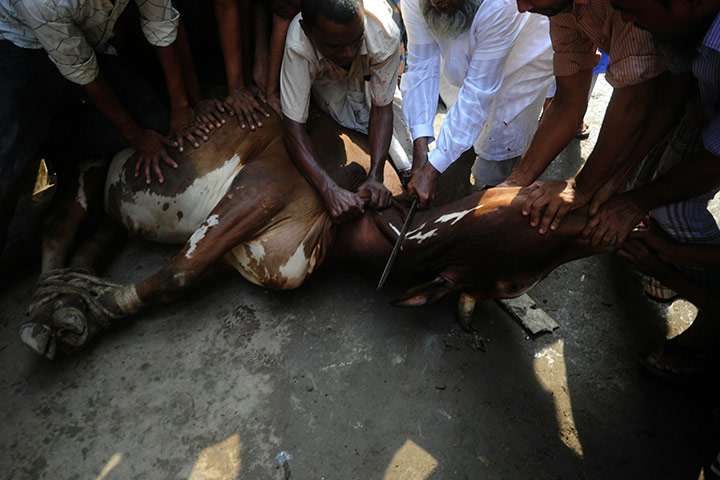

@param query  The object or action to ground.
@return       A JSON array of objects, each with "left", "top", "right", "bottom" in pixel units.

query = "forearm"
[
  {"left": 175, "top": 20, "right": 202, "bottom": 105},
  {"left": 83, "top": 73, "right": 143, "bottom": 142},
  {"left": 507, "top": 72, "right": 592, "bottom": 186},
  {"left": 284, "top": 119, "right": 338, "bottom": 196},
  {"left": 214, "top": 0, "right": 245, "bottom": 91},
  {"left": 267, "top": 14, "right": 291, "bottom": 97},
  {"left": 594, "top": 73, "right": 692, "bottom": 192},
  {"left": 155, "top": 44, "right": 190, "bottom": 110},
  {"left": 368, "top": 103, "right": 393, "bottom": 181},
  {"left": 626, "top": 150, "right": 720, "bottom": 212},
  {"left": 574, "top": 78, "right": 659, "bottom": 197},
  {"left": 661, "top": 243, "right": 720, "bottom": 269}
]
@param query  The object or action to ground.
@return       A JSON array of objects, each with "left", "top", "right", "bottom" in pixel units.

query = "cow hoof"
[
  {"left": 19, "top": 323, "right": 57, "bottom": 359},
  {"left": 53, "top": 306, "right": 86, "bottom": 334}
]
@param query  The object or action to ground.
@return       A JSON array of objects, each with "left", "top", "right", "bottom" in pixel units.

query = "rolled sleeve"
[
  {"left": 549, "top": 15, "right": 599, "bottom": 77},
  {"left": 14, "top": 2, "right": 99, "bottom": 84},
  {"left": 280, "top": 35, "right": 316, "bottom": 123},
  {"left": 135, "top": 0, "right": 179, "bottom": 47},
  {"left": 369, "top": 39, "right": 401, "bottom": 106},
  {"left": 603, "top": 20, "right": 665, "bottom": 87}
]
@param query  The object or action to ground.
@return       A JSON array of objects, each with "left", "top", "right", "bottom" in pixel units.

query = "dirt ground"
[{"left": 1, "top": 76, "right": 719, "bottom": 480}]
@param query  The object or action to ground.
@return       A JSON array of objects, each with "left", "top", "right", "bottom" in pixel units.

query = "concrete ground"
[{"left": 1, "top": 76, "right": 719, "bottom": 480}]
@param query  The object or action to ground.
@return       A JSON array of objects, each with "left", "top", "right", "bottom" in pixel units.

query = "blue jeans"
[{"left": 0, "top": 40, "right": 169, "bottom": 255}]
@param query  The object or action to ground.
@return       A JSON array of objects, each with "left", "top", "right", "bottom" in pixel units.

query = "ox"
[{"left": 19, "top": 112, "right": 610, "bottom": 359}]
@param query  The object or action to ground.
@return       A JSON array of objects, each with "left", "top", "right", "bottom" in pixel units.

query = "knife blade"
[{"left": 377, "top": 196, "right": 418, "bottom": 290}]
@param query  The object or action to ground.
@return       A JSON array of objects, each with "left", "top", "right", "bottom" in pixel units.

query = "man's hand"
[
  {"left": 131, "top": 129, "right": 179, "bottom": 184},
  {"left": 194, "top": 98, "right": 227, "bottom": 130},
  {"left": 358, "top": 178, "right": 392, "bottom": 210},
  {"left": 224, "top": 88, "right": 270, "bottom": 130},
  {"left": 582, "top": 192, "right": 648, "bottom": 247},
  {"left": 522, "top": 179, "right": 590, "bottom": 234},
  {"left": 322, "top": 186, "right": 366, "bottom": 224},
  {"left": 266, "top": 92, "right": 282, "bottom": 118},
  {"left": 171, "top": 104, "right": 210, "bottom": 152},
  {"left": 407, "top": 161, "right": 440, "bottom": 208},
  {"left": 617, "top": 237, "right": 670, "bottom": 278}
]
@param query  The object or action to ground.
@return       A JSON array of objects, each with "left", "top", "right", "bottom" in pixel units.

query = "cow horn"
[
  {"left": 391, "top": 276, "right": 452, "bottom": 307},
  {"left": 457, "top": 293, "right": 481, "bottom": 332}
]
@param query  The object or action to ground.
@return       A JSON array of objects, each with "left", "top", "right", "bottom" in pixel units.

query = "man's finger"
[
  {"left": 153, "top": 159, "right": 164, "bottom": 184},
  {"left": 183, "top": 132, "right": 200, "bottom": 148},
  {"left": 522, "top": 187, "right": 544, "bottom": 217},
  {"left": 549, "top": 205, "right": 570, "bottom": 232},
  {"left": 160, "top": 149, "right": 178, "bottom": 169},
  {"left": 144, "top": 160, "right": 152, "bottom": 184}
]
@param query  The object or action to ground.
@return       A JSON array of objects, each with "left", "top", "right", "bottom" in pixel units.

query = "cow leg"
[
  {"left": 40, "top": 159, "right": 107, "bottom": 272},
  {"left": 26, "top": 173, "right": 289, "bottom": 356}
]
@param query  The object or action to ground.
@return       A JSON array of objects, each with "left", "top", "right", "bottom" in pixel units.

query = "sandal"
[{"left": 641, "top": 336, "right": 715, "bottom": 383}]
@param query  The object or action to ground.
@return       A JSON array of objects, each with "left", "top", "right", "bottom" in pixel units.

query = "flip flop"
[{"left": 640, "top": 336, "right": 714, "bottom": 383}]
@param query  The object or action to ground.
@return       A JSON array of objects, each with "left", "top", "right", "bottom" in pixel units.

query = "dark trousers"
[{"left": 0, "top": 40, "right": 169, "bottom": 255}]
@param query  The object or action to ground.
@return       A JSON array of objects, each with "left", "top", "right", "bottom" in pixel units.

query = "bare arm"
[
  {"left": 503, "top": 70, "right": 593, "bottom": 186},
  {"left": 284, "top": 117, "right": 365, "bottom": 223},
  {"left": 266, "top": 13, "right": 292, "bottom": 117},
  {"left": 214, "top": 0, "right": 269, "bottom": 129},
  {"left": 83, "top": 73, "right": 177, "bottom": 184},
  {"left": 359, "top": 102, "right": 393, "bottom": 209},
  {"left": 155, "top": 43, "right": 210, "bottom": 150},
  {"left": 583, "top": 149, "right": 720, "bottom": 246}
]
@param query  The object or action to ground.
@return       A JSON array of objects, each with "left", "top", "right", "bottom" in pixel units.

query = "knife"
[{"left": 377, "top": 196, "right": 418, "bottom": 290}]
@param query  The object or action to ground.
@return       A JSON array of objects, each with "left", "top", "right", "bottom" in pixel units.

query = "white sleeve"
[
  {"left": 399, "top": 0, "right": 440, "bottom": 141},
  {"left": 429, "top": 2, "right": 528, "bottom": 172}
]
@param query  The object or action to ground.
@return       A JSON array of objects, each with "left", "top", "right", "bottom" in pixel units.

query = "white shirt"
[
  {"left": 400, "top": 0, "right": 553, "bottom": 171},
  {"left": 280, "top": 0, "right": 400, "bottom": 125},
  {"left": 0, "top": 0, "right": 179, "bottom": 85}
]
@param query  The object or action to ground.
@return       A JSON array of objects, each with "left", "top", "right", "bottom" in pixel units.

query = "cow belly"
[
  {"left": 105, "top": 148, "right": 245, "bottom": 243},
  {"left": 224, "top": 210, "right": 332, "bottom": 290}
]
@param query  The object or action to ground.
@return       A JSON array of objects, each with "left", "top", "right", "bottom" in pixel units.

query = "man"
[
  {"left": 281, "top": 0, "right": 412, "bottom": 224},
  {"left": 0, "top": 0, "right": 212, "bottom": 257},
  {"left": 605, "top": 0, "right": 720, "bottom": 380},
  {"left": 401, "top": 0, "right": 554, "bottom": 207},
  {"left": 502, "top": 0, "right": 679, "bottom": 238}
]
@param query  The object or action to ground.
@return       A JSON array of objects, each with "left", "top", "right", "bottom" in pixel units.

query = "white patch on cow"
[
  {"left": 279, "top": 243, "right": 310, "bottom": 281},
  {"left": 75, "top": 171, "right": 87, "bottom": 211},
  {"left": 109, "top": 153, "right": 244, "bottom": 243},
  {"left": 389, "top": 223, "right": 400, "bottom": 236},
  {"left": 434, "top": 205, "right": 483, "bottom": 226},
  {"left": 406, "top": 228, "right": 437, "bottom": 243},
  {"left": 185, "top": 214, "right": 219, "bottom": 259}
]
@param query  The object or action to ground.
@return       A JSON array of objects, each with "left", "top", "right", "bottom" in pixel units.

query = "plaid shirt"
[{"left": 0, "top": 0, "right": 179, "bottom": 85}]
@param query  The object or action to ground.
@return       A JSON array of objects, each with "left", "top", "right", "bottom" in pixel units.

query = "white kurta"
[{"left": 400, "top": 0, "right": 553, "bottom": 172}]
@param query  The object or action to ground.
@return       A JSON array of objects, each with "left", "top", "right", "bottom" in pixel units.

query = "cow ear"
[{"left": 391, "top": 276, "right": 452, "bottom": 307}]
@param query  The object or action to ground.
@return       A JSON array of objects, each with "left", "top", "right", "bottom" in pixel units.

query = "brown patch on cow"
[{"left": 162, "top": 203, "right": 169, "bottom": 211}]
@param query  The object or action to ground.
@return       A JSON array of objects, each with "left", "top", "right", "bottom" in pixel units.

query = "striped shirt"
[
  {"left": 549, "top": 0, "right": 665, "bottom": 87},
  {"left": 695, "top": 11, "right": 720, "bottom": 157},
  {"left": 0, "top": 0, "right": 179, "bottom": 85}
]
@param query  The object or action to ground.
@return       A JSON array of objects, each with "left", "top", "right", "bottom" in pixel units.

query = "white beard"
[{"left": 420, "top": 0, "right": 482, "bottom": 39}]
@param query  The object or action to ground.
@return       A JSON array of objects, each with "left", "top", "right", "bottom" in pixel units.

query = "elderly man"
[
  {"left": 401, "top": 0, "right": 554, "bottom": 207},
  {"left": 281, "top": 0, "right": 412, "bottom": 224},
  {"left": 0, "top": 0, "right": 211, "bottom": 257},
  {"left": 503, "top": 0, "right": 687, "bottom": 238}
]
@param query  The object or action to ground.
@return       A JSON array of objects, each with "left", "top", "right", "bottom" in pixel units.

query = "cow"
[{"left": 18, "top": 111, "right": 611, "bottom": 359}]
